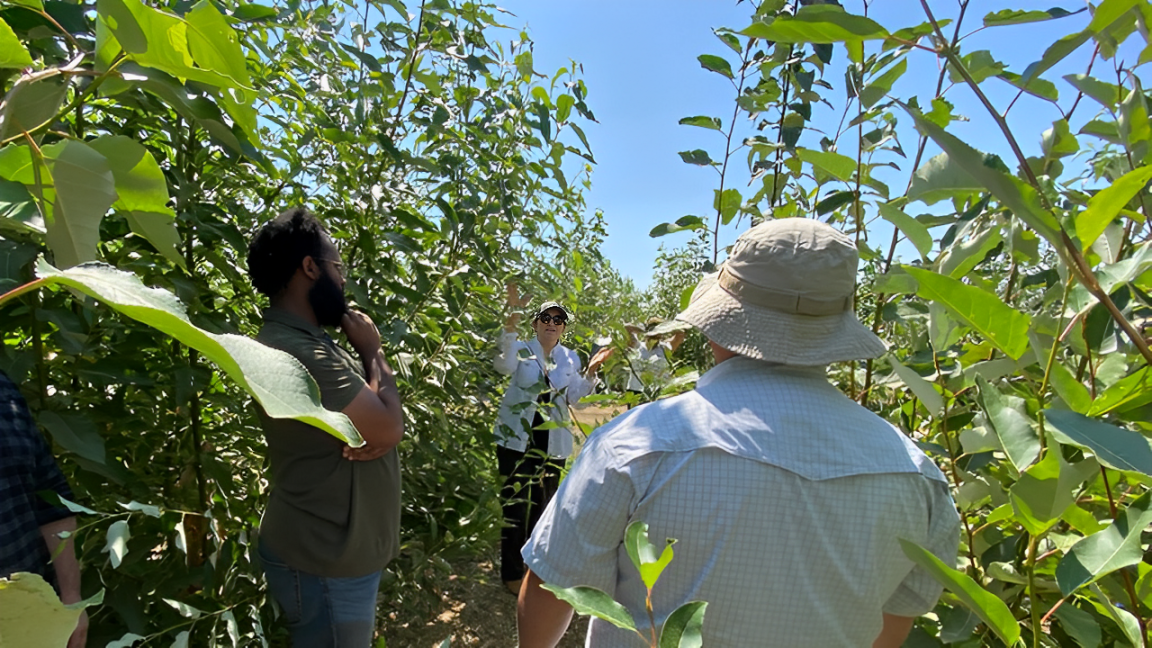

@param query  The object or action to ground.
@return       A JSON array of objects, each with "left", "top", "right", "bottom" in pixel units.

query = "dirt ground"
[
  {"left": 378, "top": 403, "right": 625, "bottom": 647},
  {"left": 380, "top": 550, "right": 589, "bottom": 648}
]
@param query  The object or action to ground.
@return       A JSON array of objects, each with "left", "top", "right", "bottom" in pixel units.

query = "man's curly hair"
[{"left": 246, "top": 207, "right": 329, "bottom": 298}]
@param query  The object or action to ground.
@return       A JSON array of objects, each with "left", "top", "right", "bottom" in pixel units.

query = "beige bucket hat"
[{"left": 676, "top": 218, "right": 887, "bottom": 365}]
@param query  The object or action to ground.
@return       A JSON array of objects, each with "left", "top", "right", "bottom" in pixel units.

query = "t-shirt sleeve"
[
  {"left": 522, "top": 433, "right": 634, "bottom": 594},
  {"left": 293, "top": 339, "right": 366, "bottom": 412},
  {"left": 884, "top": 480, "right": 961, "bottom": 617}
]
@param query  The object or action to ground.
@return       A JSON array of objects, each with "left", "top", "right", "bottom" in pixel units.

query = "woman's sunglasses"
[{"left": 536, "top": 313, "right": 568, "bottom": 325}]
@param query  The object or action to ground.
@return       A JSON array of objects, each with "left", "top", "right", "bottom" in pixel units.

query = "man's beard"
[{"left": 309, "top": 272, "right": 347, "bottom": 327}]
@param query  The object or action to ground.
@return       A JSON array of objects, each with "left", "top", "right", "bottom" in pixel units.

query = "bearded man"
[{"left": 246, "top": 207, "right": 404, "bottom": 647}]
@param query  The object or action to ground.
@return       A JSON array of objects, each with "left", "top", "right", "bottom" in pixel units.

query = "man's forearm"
[
  {"left": 517, "top": 570, "right": 574, "bottom": 648},
  {"left": 362, "top": 349, "right": 404, "bottom": 432},
  {"left": 40, "top": 516, "right": 80, "bottom": 603}
]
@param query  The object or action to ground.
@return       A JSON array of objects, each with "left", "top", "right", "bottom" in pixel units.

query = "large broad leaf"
[
  {"left": 983, "top": 8, "right": 1083, "bottom": 27},
  {"left": 740, "top": 5, "right": 888, "bottom": 43},
  {"left": 0, "top": 17, "right": 34, "bottom": 69},
  {"left": 904, "top": 267, "right": 1031, "bottom": 360},
  {"left": 1044, "top": 409, "right": 1152, "bottom": 476},
  {"left": 125, "top": 211, "right": 185, "bottom": 268},
  {"left": 1088, "top": 366, "right": 1152, "bottom": 416},
  {"left": 43, "top": 141, "right": 118, "bottom": 268},
  {"left": 1088, "top": 583, "right": 1143, "bottom": 648},
  {"left": 901, "top": 105, "right": 1063, "bottom": 246},
  {"left": 539, "top": 584, "right": 636, "bottom": 632},
  {"left": 38, "top": 410, "right": 108, "bottom": 465},
  {"left": 1053, "top": 603, "right": 1103, "bottom": 648},
  {"left": 103, "top": 519, "right": 130, "bottom": 568},
  {"left": 938, "top": 225, "right": 1002, "bottom": 279},
  {"left": 899, "top": 539, "right": 1021, "bottom": 646},
  {"left": 4, "top": 261, "right": 362, "bottom": 444},
  {"left": 87, "top": 136, "right": 172, "bottom": 215},
  {"left": 797, "top": 148, "right": 856, "bottom": 182},
  {"left": 1075, "top": 165, "right": 1152, "bottom": 248},
  {"left": 0, "top": 573, "right": 102, "bottom": 647},
  {"left": 877, "top": 203, "right": 932, "bottom": 259},
  {"left": 1022, "top": 30, "right": 1092, "bottom": 83},
  {"left": 185, "top": 0, "right": 251, "bottom": 88},
  {"left": 907, "top": 152, "right": 986, "bottom": 205},
  {"left": 1010, "top": 447, "right": 1098, "bottom": 535},
  {"left": 95, "top": 0, "right": 247, "bottom": 91},
  {"left": 624, "top": 520, "right": 677, "bottom": 590},
  {"left": 976, "top": 375, "right": 1039, "bottom": 471},
  {"left": 659, "top": 601, "right": 707, "bottom": 648},
  {"left": 889, "top": 357, "right": 943, "bottom": 418},
  {"left": 0, "top": 73, "right": 70, "bottom": 140},
  {"left": 1056, "top": 492, "right": 1152, "bottom": 595}
]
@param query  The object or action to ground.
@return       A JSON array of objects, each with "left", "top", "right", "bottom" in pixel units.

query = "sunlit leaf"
[
  {"left": 889, "top": 357, "right": 943, "bottom": 418},
  {"left": 899, "top": 539, "right": 1021, "bottom": 646},
  {"left": 1075, "top": 165, "right": 1152, "bottom": 248},
  {"left": 797, "top": 148, "right": 856, "bottom": 182},
  {"left": 1056, "top": 492, "right": 1152, "bottom": 595},
  {"left": 697, "top": 54, "right": 732, "bottom": 79},
  {"left": 0, "top": 573, "right": 90, "bottom": 647},
  {"left": 0, "top": 17, "right": 34, "bottom": 68},
  {"left": 903, "top": 266, "right": 1031, "bottom": 359},
  {"left": 983, "top": 7, "right": 1083, "bottom": 27},
  {"left": 104, "top": 519, "right": 130, "bottom": 568},
  {"left": 679, "top": 116, "right": 722, "bottom": 131},
  {"left": 1044, "top": 409, "right": 1152, "bottom": 476},
  {"left": 877, "top": 203, "right": 931, "bottom": 259},
  {"left": 659, "top": 601, "right": 707, "bottom": 648},
  {"left": 976, "top": 375, "right": 1039, "bottom": 471},
  {"left": 740, "top": 5, "right": 888, "bottom": 43},
  {"left": 539, "top": 584, "right": 636, "bottom": 631}
]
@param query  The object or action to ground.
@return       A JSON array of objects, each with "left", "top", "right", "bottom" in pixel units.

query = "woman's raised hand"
[
  {"left": 504, "top": 282, "right": 532, "bottom": 332},
  {"left": 586, "top": 346, "right": 615, "bottom": 375}
]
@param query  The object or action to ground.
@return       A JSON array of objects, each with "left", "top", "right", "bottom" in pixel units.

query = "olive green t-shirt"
[{"left": 255, "top": 307, "right": 401, "bottom": 578}]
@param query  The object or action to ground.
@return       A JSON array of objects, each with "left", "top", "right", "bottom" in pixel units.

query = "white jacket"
[{"left": 493, "top": 332, "right": 595, "bottom": 458}]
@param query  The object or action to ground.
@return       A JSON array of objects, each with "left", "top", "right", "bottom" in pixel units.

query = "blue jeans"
[{"left": 258, "top": 542, "right": 382, "bottom": 647}]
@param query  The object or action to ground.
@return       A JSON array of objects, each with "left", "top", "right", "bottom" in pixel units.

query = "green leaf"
[
  {"left": 126, "top": 211, "right": 185, "bottom": 268},
  {"left": 714, "top": 188, "right": 741, "bottom": 224},
  {"left": 1056, "top": 492, "right": 1152, "bottom": 595},
  {"left": 624, "top": 521, "right": 678, "bottom": 590},
  {"left": 697, "top": 54, "right": 732, "bottom": 79},
  {"left": 119, "top": 501, "right": 161, "bottom": 518},
  {"left": 1089, "top": 367, "right": 1152, "bottom": 416},
  {"left": 903, "top": 266, "right": 1031, "bottom": 360},
  {"left": 797, "top": 148, "right": 856, "bottom": 182},
  {"left": 815, "top": 190, "right": 856, "bottom": 215},
  {"left": 1044, "top": 409, "right": 1152, "bottom": 476},
  {"left": 907, "top": 152, "right": 984, "bottom": 204},
  {"left": 976, "top": 375, "right": 1040, "bottom": 472},
  {"left": 938, "top": 226, "right": 1002, "bottom": 279},
  {"left": 87, "top": 136, "right": 172, "bottom": 215},
  {"left": 18, "top": 260, "right": 363, "bottom": 444},
  {"left": 1010, "top": 447, "right": 1098, "bottom": 535},
  {"left": 1087, "top": 583, "right": 1143, "bottom": 648},
  {"left": 232, "top": 3, "right": 278, "bottom": 21},
  {"left": 899, "top": 539, "right": 1021, "bottom": 646},
  {"left": 877, "top": 203, "right": 931, "bottom": 259},
  {"left": 678, "top": 116, "right": 722, "bottom": 131},
  {"left": 902, "top": 104, "right": 1063, "bottom": 246},
  {"left": 0, "top": 17, "right": 34, "bottom": 69},
  {"left": 0, "top": 73, "right": 69, "bottom": 140},
  {"left": 740, "top": 6, "right": 888, "bottom": 43},
  {"left": 1076, "top": 165, "right": 1152, "bottom": 248},
  {"left": 1041, "top": 119, "right": 1079, "bottom": 159},
  {"left": 999, "top": 71, "right": 1060, "bottom": 102},
  {"left": 1022, "top": 30, "right": 1091, "bottom": 83},
  {"left": 539, "top": 584, "right": 636, "bottom": 631},
  {"left": 649, "top": 215, "right": 705, "bottom": 238},
  {"left": 658, "top": 601, "right": 707, "bottom": 648},
  {"left": 0, "top": 179, "right": 40, "bottom": 233},
  {"left": 1049, "top": 362, "right": 1093, "bottom": 414},
  {"left": 1063, "top": 74, "right": 1122, "bottom": 108},
  {"left": 1088, "top": 0, "right": 1141, "bottom": 32},
  {"left": 555, "top": 94, "right": 574, "bottom": 122},
  {"left": 677, "top": 150, "right": 713, "bottom": 166},
  {"left": 0, "top": 573, "right": 88, "bottom": 647},
  {"left": 38, "top": 411, "right": 107, "bottom": 465},
  {"left": 1053, "top": 603, "right": 1102, "bottom": 648},
  {"left": 948, "top": 50, "right": 1005, "bottom": 84},
  {"left": 859, "top": 57, "right": 906, "bottom": 108},
  {"left": 104, "top": 519, "right": 130, "bottom": 568},
  {"left": 983, "top": 7, "right": 1083, "bottom": 26},
  {"left": 186, "top": 0, "right": 252, "bottom": 88},
  {"left": 889, "top": 357, "right": 943, "bottom": 418}
]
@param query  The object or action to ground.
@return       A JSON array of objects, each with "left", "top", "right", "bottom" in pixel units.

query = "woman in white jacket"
[{"left": 494, "top": 285, "right": 611, "bottom": 594}]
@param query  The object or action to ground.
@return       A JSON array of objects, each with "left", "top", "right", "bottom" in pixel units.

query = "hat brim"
[{"left": 676, "top": 273, "right": 887, "bottom": 365}]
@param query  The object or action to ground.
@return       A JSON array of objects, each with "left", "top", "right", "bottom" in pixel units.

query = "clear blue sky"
[{"left": 497, "top": 1, "right": 1135, "bottom": 289}]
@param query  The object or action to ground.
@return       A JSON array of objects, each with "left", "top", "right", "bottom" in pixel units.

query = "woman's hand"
[
  {"left": 586, "top": 347, "right": 614, "bottom": 375},
  {"left": 505, "top": 282, "right": 532, "bottom": 332}
]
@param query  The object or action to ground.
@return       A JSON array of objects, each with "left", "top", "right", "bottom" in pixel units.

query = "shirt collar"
[
  {"left": 527, "top": 337, "right": 559, "bottom": 364},
  {"left": 697, "top": 356, "right": 825, "bottom": 388},
  {"left": 263, "top": 306, "right": 327, "bottom": 339}
]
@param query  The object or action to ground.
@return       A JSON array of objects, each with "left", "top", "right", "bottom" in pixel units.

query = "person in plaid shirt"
[{"left": 0, "top": 369, "right": 87, "bottom": 647}]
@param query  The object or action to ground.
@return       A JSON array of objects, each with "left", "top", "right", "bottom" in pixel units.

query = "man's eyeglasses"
[
  {"left": 536, "top": 313, "right": 568, "bottom": 325},
  {"left": 318, "top": 258, "right": 345, "bottom": 274}
]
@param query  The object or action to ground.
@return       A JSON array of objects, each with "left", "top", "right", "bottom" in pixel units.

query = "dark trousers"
[{"left": 497, "top": 428, "right": 563, "bottom": 582}]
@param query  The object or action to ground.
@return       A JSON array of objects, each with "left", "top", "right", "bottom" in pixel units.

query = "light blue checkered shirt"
[{"left": 523, "top": 356, "right": 960, "bottom": 648}]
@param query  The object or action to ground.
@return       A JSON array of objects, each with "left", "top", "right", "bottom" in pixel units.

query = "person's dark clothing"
[
  {"left": 497, "top": 394, "right": 563, "bottom": 583},
  {"left": 0, "top": 370, "right": 74, "bottom": 587}
]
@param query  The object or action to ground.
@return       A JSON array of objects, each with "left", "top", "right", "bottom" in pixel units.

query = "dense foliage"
[
  {"left": 2, "top": 0, "right": 1152, "bottom": 646},
  {"left": 0, "top": 0, "right": 634, "bottom": 644},
  {"left": 645, "top": 1, "right": 1152, "bottom": 646}
]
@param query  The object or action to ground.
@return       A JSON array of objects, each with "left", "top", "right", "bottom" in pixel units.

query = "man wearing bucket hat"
[{"left": 517, "top": 219, "right": 960, "bottom": 647}]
